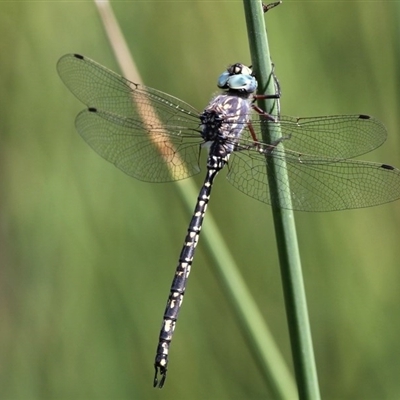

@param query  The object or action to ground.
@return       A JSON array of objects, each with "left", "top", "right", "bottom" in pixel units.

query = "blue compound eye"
[
  {"left": 217, "top": 71, "right": 231, "bottom": 89},
  {"left": 217, "top": 63, "right": 257, "bottom": 93},
  {"left": 226, "top": 74, "right": 257, "bottom": 93}
]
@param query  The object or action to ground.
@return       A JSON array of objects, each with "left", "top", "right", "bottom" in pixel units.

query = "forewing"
[
  {"left": 57, "top": 54, "right": 203, "bottom": 181},
  {"left": 57, "top": 54, "right": 200, "bottom": 121}
]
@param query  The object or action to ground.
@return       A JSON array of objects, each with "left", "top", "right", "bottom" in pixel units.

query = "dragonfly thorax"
[
  {"left": 201, "top": 94, "right": 252, "bottom": 142},
  {"left": 200, "top": 92, "right": 253, "bottom": 170}
]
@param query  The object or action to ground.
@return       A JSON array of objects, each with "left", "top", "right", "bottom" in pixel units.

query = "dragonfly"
[{"left": 57, "top": 53, "right": 400, "bottom": 388}]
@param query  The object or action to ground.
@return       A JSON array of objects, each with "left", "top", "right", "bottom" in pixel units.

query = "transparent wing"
[
  {"left": 58, "top": 54, "right": 399, "bottom": 210},
  {"left": 243, "top": 114, "right": 387, "bottom": 160},
  {"left": 57, "top": 53, "right": 203, "bottom": 182},
  {"left": 76, "top": 109, "right": 202, "bottom": 182},
  {"left": 227, "top": 144, "right": 400, "bottom": 211}
]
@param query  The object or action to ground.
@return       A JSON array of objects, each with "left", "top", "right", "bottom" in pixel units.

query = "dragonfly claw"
[{"left": 153, "top": 365, "right": 167, "bottom": 389}]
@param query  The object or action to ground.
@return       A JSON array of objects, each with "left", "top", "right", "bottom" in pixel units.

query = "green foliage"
[{"left": 1, "top": 1, "right": 400, "bottom": 399}]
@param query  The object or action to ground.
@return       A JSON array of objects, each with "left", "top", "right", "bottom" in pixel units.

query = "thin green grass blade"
[{"left": 243, "top": 1, "right": 321, "bottom": 399}]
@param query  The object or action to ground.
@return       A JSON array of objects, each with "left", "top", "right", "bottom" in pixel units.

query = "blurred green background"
[{"left": 1, "top": 1, "right": 400, "bottom": 399}]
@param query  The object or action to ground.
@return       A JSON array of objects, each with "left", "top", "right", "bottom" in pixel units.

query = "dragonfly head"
[{"left": 217, "top": 63, "right": 257, "bottom": 94}]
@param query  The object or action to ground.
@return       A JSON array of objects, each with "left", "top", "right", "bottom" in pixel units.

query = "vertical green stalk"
[{"left": 242, "top": 2, "right": 321, "bottom": 399}]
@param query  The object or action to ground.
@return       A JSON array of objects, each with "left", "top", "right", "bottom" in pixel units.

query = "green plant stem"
[{"left": 243, "top": 1, "right": 321, "bottom": 399}]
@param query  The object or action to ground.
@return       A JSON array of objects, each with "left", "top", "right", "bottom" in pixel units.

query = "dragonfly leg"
[
  {"left": 244, "top": 121, "right": 286, "bottom": 154},
  {"left": 153, "top": 364, "right": 167, "bottom": 389},
  {"left": 244, "top": 118, "right": 292, "bottom": 156},
  {"left": 270, "top": 62, "right": 282, "bottom": 98},
  {"left": 252, "top": 103, "right": 278, "bottom": 122},
  {"left": 252, "top": 62, "right": 281, "bottom": 119},
  {"left": 247, "top": 121, "right": 260, "bottom": 143},
  {"left": 252, "top": 62, "right": 281, "bottom": 101}
]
